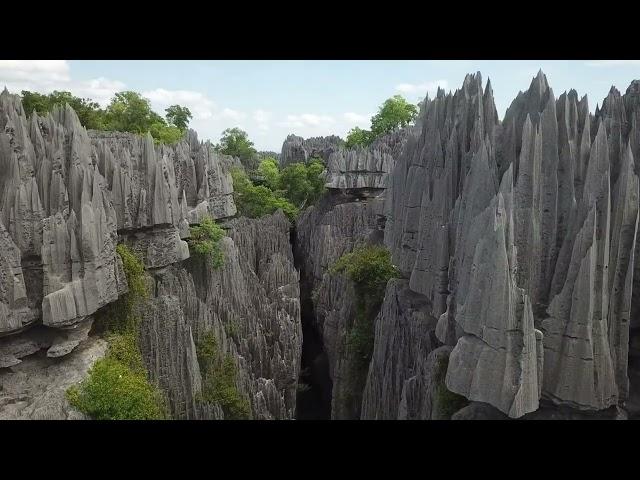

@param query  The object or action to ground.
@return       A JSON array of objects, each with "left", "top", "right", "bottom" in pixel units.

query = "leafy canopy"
[
  {"left": 19, "top": 89, "right": 192, "bottom": 145},
  {"left": 370, "top": 95, "right": 418, "bottom": 137},
  {"left": 257, "top": 157, "right": 280, "bottom": 191},
  {"left": 231, "top": 167, "right": 299, "bottom": 221},
  {"left": 345, "top": 126, "right": 372, "bottom": 148},
  {"left": 165, "top": 104, "right": 192, "bottom": 130},
  {"left": 344, "top": 95, "right": 418, "bottom": 148},
  {"left": 21, "top": 90, "right": 106, "bottom": 130},
  {"left": 279, "top": 158, "right": 326, "bottom": 209},
  {"left": 216, "top": 127, "right": 259, "bottom": 171}
]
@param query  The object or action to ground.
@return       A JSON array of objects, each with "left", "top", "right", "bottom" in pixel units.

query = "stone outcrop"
[
  {"left": 0, "top": 88, "right": 237, "bottom": 362},
  {"left": 372, "top": 71, "right": 640, "bottom": 419},
  {"left": 0, "top": 336, "right": 107, "bottom": 419},
  {"left": 325, "top": 147, "right": 394, "bottom": 190},
  {"left": 296, "top": 192, "right": 384, "bottom": 418},
  {"left": 280, "top": 134, "right": 344, "bottom": 167}
]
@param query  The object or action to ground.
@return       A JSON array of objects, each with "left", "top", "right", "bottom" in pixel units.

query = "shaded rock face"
[
  {"left": 295, "top": 188, "right": 390, "bottom": 419},
  {"left": 134, "top": 211, "right": 301, "bottom": 420},
  {"left": 376, "top": 71, "right": 640, "bottom": 419},
  {"left": 360, "top": 279, "right": 440, "bottom": 419}
]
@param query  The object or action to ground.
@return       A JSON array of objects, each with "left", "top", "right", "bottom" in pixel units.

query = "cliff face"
[
  {"left": 136, "top": 211, "right": 301, "bottom": 419},
  {"left": 0, "top": 89, "right": 300, "bottom": 419},
  {"left": 293, "top": 72, "right": 640, "bottom": 421}
]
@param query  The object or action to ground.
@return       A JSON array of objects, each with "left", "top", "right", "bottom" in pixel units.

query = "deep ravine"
[{"left": 291, "top": 225, "right": 332, "bottom": 419}]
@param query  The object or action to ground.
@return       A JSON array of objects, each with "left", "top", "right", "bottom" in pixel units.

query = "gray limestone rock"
[
  {"left": 280, "top": 134, "right": 344, "bottom": 167},
  {"left": 0, "top": 336, "right": 107, "bottom": 419}
]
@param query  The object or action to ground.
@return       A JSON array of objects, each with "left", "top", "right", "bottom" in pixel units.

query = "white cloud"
[
  {"left": 0, "top": 60, "right": 70, "bottom": 85},
  {"left": 73, "top": 77, "right": 127, "bottom": 107},
  {"left": 280, "top": 113, "right": 335, "bottom": 128},
  {"left": 585, "top": 60, "right": 640, "bottom": 68},
  {"left": 0, "top": 60, "right": 126, "bottom": 108},
  {"left": 395, "top": 79, "right": 449, "bottom": 97},
  {"left": 142, "top": 88, "right": 216, "bottom": 120},
  {"left": 343, "top": 112, "right": 369, "bottom": 124},
  {"left": 221, "top": 108, "right": 246, "bottom": 121}
]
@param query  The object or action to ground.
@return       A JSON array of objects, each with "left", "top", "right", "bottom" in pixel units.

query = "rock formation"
[
  {"left": 370, "top": 71, "right": 640, "bottom": 419},
  {"left": 280, "top": 134, "right": 344, "bottom": 167},
  {"left": 0, "top": 89, "right": 300, "bottom": 420},
  {"left": 4, "top": 69, "right": 640, "bottom": 422}
]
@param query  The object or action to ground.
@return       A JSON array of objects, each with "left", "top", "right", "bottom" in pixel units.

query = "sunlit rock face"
[
  {"left": 0, "top": 90, "right": 299, "bottom": 421},
  {"left": 377, "top": 71, "right": 640, "bottom": 418}
]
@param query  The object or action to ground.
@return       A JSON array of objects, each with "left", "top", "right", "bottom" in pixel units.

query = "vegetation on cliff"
[
  {"left": 66, "top": 244, "right": 167, "bottom": 420},
  {"left": 231, "top": 156, "right": 326, "bottom": 221},
  {"left": 331, "top": 244, "right": 399, "bottom": 369},
  {"left": 345, "top": 95, "right": 418, "bottom": 147},
  {"left": 195, "top": 331, "right": 252, "bottom": 419},
  {"left": 434, "top": 355, "right": 468, "bottom": 418},
  {"left": 187, "top": 215, "right": 226, "bottom": 268},
  {"left": 214, "top": 127, "right": 259, "bottom": 172}
]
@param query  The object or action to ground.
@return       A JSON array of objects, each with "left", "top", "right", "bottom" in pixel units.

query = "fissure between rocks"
[{"left": 291, "top": 226, "right": 332, "bottom": 419}]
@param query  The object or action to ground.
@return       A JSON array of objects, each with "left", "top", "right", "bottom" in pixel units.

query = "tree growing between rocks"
[
  {"left": 215, "top": 127, "right": 259, "bottom": 171},
  {"left": 345, "top": 94, "right": 418, "bottom": 147}
]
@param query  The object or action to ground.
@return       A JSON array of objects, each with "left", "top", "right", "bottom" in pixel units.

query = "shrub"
[
  {"left": 106, "top": 331, "right": 146, "bottom": 376},
  {"left": 224, "top": 320, "right": 240, "bottom": 339},
  {"left": 67, "top": 357, "right": 165, "bottom": 420},
  {"left": 67, "top": 243, "right": 167, "bottom": 420},
  {"left": 330, "top": 244, "right": 399, "bottom": 300},
  {"left": 231, "top": 168, "right": 299, "bottom": 221},
  {"left": 187, "top": 215, "right": 225, "bottom": 269},
  {"left": 196, "top": 331, "right": 252, "bottom": 420},
  {"left": 256, "top": 157, "right": 280, "bottom": 191},
  {"left": 331, "top": 245, "right": 399, "bottom": 370},
  {"left": 434, "top": 355, "right": 468, "bottom": 418}
]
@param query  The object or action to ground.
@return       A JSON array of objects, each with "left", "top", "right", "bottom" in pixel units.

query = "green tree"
[
  {"left": 195, "top": 331, "right": 252, "bottom": 419},
  {"left": 279, "top": 158, "right": 326, "bottom": 208},
  {"left": 149, "top": 122, "right": 184, "bottom": 145},
  {"left": 165, "top": 104, "right": 192, "bottom": 131},
  {"left": 345, "top": 126, "right": 372, "bottom": 148},
  {"left": 104, "top": 91, "right": 164, "bottom": 134},
  {"left": 370, "top": 95, "right": 418, "bottom": 137},
  {"left": 257, "top": 157, "right": 280, "bottom": 190},
  {"left": 305, "top": 158, "right": 327, "bottom": 204},
  {"left": 231, "top": 168, "right": 298, "bottom": 221},
  {"left": 20, "top": 90, "right": 106, "bottom": 129},
  {"left": 216, "top": 128, "right": 258, "bottom": 171}
]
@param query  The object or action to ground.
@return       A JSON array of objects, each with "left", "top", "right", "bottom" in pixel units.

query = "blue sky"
[{"left": 1, "top": 60, "right": 639, "bottom": 151}]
